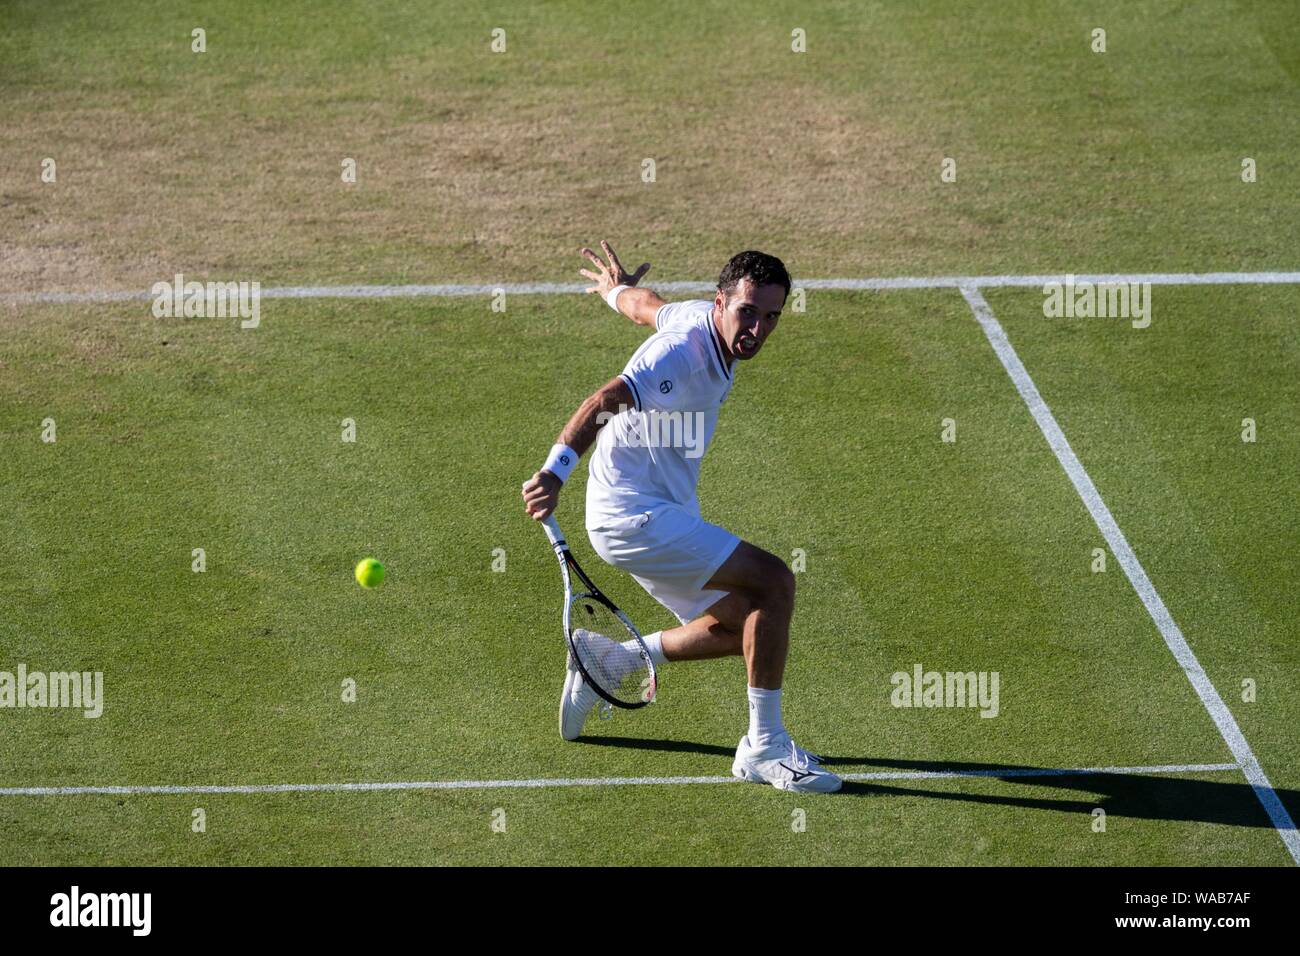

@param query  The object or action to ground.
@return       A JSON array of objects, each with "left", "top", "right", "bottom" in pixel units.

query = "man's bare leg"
[
  {"left": 638, "top": 540, "right": 838, "bottom": 789},
  {"left": 656, "top": 541, "right": 796, "bottom": 689},
  {"left": 658, "top": 590, "right": 748, "bottom": 660}
]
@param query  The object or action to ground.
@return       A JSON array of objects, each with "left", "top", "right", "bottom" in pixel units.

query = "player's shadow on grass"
[
  {"left": 581, "top": 738, "right": 1292, "bottom": 831},
  {"left": 837, "top": 756, "right": 1291, "bottom": 831},
  {"left": 581, "top": 735, "right": 736, "bottom": 758}
]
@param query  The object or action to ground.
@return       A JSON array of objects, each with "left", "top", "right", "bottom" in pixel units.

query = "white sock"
[
  {"left": 612, "top": 632, "right": 665, "bottom": 681},
  {"left": 747, "top": 686, "right": 786, "bottom": 744},
  {"left": 640, "top": 631, "right": 668, "bottom": 667}
]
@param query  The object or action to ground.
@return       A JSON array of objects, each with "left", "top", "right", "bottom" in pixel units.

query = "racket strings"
[{"left": 570, "top": 600, "right": 653, "bottom": 705}]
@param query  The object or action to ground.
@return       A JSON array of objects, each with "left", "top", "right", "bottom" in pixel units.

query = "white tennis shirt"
[{"left": 586, "top": 299, "right": 736, "bottom": 528}]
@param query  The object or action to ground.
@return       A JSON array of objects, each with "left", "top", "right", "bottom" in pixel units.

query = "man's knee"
[
  {"left": 706, "top": 540, "right": 796, "bottom": 613},
  {"left": 738, "top": 548, "right": 795, "bottom": 616},
  {"left": 753, "top": 550, "right": 795, "bottom": 609},
  {"left": 774, "top": 560, "right": 796, "bottom": 604}
]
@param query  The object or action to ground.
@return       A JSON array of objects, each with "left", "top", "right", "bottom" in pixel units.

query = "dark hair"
[{"left": 717, "top": 250, "right": 791, "bottom": 300}]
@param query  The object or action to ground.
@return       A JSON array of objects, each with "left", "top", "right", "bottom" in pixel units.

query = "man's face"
[{"left": 712, "top": 278, "right": 785, "bottom": 361}]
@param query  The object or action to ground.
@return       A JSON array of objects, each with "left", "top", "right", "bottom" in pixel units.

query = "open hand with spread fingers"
[{"left": 579, "top": 241, "right": 651, "bottom": 299}]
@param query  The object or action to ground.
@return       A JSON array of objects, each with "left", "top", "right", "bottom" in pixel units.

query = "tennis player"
[{"left": 521, "top": 242, "right": 841, "bottom": 793}]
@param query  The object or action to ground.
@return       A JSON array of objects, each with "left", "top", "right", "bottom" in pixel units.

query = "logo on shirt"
[{"left": 659, "top": 380, "right": 673, "bottom": 394}]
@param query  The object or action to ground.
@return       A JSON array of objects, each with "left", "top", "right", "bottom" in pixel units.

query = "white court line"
[
  {"left": 961, "top": 284, "right": 1300, "bottom": 866},
  {"left": 3, "top": 270, "right": 1300, "bottom": 304},
  {"left": 0, "top": 762, "right": 1239, "bottom": 797}
]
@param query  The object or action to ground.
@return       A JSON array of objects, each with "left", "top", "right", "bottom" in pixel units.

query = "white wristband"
[
  {"left": 542, "top": 443, "right": 580, "bottom": 484},
  {"left": 605, "top": 284, "right": 630, "bottom": 312}
]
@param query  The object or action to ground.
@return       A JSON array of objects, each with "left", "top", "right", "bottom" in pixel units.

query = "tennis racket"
[{"left": 541, "top": 514, "right": 656, "bottom": 708}]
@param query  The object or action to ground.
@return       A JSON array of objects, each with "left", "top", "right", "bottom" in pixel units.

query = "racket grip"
[{"left": 541, "top": 514, "right": 566, "bottom": 548}]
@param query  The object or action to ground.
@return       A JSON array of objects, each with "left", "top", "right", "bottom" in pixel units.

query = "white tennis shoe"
[
  {"left": 558, "top": 630, "right": 609, "bottom": 741},
  {"left": 732, "top": 734, "right": 843, "bottom": 793}
]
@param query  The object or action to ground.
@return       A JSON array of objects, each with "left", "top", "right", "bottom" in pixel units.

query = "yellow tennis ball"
[{"left": 355, "top": 557, "right": 385, "bottom": 588}]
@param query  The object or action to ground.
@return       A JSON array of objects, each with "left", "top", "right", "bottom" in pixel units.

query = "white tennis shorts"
[{"left": 587, "top": 504, "right": 741, "bottom": 625}]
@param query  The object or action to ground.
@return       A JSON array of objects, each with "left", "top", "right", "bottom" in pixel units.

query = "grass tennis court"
[{"left": 1, "top": 0, "right": 1297, "bottom": 865}]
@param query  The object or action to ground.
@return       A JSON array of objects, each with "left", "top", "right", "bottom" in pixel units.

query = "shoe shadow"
[
  {"left": 833, "top": 756, "right": 1289, "bottom": 831},
  {"left": 579, "top": 735, "right": 735, "bottom": 758},
  {"left": 578, "top": 739, "right": 1293, "bottom": 831}
]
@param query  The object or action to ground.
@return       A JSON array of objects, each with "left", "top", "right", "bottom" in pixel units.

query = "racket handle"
[{"left": 541, "top": 514, "right": 566, "bottom": 549}]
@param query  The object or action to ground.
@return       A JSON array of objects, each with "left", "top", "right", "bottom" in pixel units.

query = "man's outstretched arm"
[
  {"left": 579, "top": 240, "right": 667, "bottom": 329},
  {"left": 521, "top": 375, "right": 635, "bottom": 521}
]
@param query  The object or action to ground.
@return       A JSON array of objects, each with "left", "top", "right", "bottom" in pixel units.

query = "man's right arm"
[
  {"left": 553, "top": 376, "right": 635, "bottom": 460},
  {"left": 521, "top": 376, "right": 635, "bottom": 521}
]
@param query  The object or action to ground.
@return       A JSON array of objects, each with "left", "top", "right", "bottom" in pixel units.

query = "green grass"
[
  {"left": 0, "top": 0, "right": 1297, "bottom": 865},
  {"left": 988, "top": 283, "right": 1300, "bottom": 809},
  {"left": 2, "top": 0, "right": 1299, "bottom": 289},
  {"left": 0, "top": 289, "right": 1294, "bottom": 865}
]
